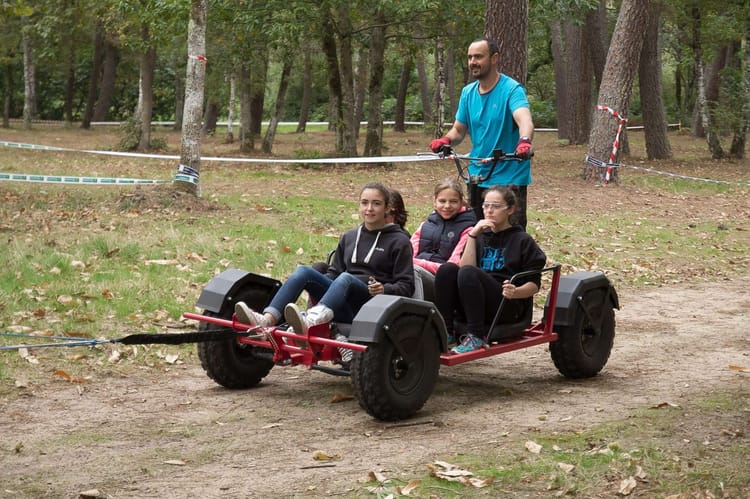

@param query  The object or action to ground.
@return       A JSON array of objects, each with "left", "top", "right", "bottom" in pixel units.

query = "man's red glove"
[
  {"left": 515, "top": 136, "right": 533, "bottom": 159},
  {"left": 430, "top": 136, "right": 451, "bottom": 153}
]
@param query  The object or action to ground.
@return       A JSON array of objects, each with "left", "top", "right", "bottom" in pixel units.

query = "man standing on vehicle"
[{"left": 430, "top": 37, "right": 534, "bottom": 229}]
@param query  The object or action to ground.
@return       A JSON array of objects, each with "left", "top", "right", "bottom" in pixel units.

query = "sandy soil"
[{"left": 1, "top": 274, "right": 747, "bottom": 498}]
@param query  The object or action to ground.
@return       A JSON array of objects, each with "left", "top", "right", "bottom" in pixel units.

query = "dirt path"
[{"left": 1, "top": 275, "right": 748, "bottom": 498}]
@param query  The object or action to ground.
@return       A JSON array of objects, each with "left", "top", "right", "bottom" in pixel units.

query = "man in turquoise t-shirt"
[{"left": 430, "top": 38, "right": 535, "bottom": 229}]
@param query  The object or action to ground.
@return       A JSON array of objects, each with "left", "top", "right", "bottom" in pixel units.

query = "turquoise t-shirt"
[{"left": 455, "top": 74, "right": 531, "bottom": 187}]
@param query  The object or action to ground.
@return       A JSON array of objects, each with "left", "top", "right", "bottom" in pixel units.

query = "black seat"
[{"left": 454, "top": 303, "right": 531, "bottom": 343}]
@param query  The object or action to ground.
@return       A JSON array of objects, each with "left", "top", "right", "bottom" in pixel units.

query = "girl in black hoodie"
[
  {"left": 235, "top": 182, "right": 414, "bottom": 335},
  {"left": 435, "top": 185, "right": 546, "bottom": 354}
]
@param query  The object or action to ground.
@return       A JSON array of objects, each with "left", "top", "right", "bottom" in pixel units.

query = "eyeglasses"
[{"left": 481, "top": 203, "right": 508, "bottom": 210}]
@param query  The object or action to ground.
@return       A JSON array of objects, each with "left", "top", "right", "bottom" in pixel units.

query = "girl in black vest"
[{"left": 410, "top": 179, "right": 476, "bottom": 301}]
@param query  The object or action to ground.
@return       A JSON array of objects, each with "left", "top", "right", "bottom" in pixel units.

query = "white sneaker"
[
  {"left": 234, "top": 302, "right": 270, "bottom": 327},
  {"left": 284, "top": 303, "right": 333, "bottom": 335}
]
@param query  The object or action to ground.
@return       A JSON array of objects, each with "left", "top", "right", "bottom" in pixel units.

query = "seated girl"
[
  {"left": 234, "top": 182, "right": 414, "bottom": 338},
  {"left": 410, "top": 178, "right": 476, "bottom": 298},
  {"left": 434, "top": 185, "right": 546, "bottom": 354}
]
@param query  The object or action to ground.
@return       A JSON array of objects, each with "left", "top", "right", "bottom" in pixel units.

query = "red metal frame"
[{"left": 183, "top": 264, "right": 562, "bottom": 369}]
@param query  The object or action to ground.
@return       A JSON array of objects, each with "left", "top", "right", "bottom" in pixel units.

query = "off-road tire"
[
  {"left": 550, "top": 288, "right": 615, "bottom": 378},
  {"left": 196, "top": 286, "right": 274, "bottom": 389},
  {"left": 350, "top": 314, "right": 440, "bottom": 421}
]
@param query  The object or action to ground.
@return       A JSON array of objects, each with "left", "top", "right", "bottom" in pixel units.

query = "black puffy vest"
[{"left": 416, "top": 210, "right": 476, "bottom": 263}]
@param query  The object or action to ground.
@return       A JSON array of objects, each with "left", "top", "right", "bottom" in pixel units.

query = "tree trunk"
[
  {"left": 81, "top": 23, "right": 104, "bottom": 129},
  {"left": 639, "top": 1, "right": 672, "bottom": 160},
  {"left": 22, "top": 30, "right": 35, "bottom": 130},
  {"left": 249, "top": 49, "right": 268, "bottom": 136},
  {"left": 296, "top": 50, "right": 312, "bottom": 133},
  {"left": 176, "top": 0, "right": 207, "bottom": 196},
  {"left": 64, "top": 39, "right": 75, "bottom": 127},
  {"left": 337, "top": 4, "right": 357, "bottom": 156},
  {"left": 393, "top": 59, "right": 412, "bottom": 132},
  {"left": 692, "top": 5, "right": 724, "bottom": 159},
  {"left": 226, "top": 74, "right": 236, "bottom": 142},
  {"left": 136, "top": 24, "right": 156, "bottom": 151},
  {"left": 729, "top": 7, "right": 749, "bottom": 159},
  {"left": 354, "top": 48, "right": 368, "bottom": 138},
  {"left": 320, "top": 15, "right": 343, "bottom": 150},
  {"left": 693, "top": 46, "right": 729, "bottom": 138},
  {"left": 364, "top": 9, "right": 386, "bottom": 157},
  {"left": 2, "top": 58, "right": 12, "bottom": 128},
  {"left": 585, "top": 0, "right": 650, "bottom": 183},
  {"left": 262, "top": 57, "right": 293, "bottom": 154},
  {"left": 586, "top": 0, "right": 609, "bottom": 88},
  {"left": 552, "top": 17, "right": 592, "bottom": 145},
  {"left": 239, "top": 62, "right": 253, "bottom": 152},
  {"left": 485, "top": 0, "right": 528, "bottom": 84},
  {"left": 92, "top": 35, "right": 118, "bottom": 122},
  {"left": 446, "top": 49, "right": 457, "bottom": 119},
  {"left": 203, "top": 101, "right": 218, "bottom": 135},
  {"left": 416, "top": 51, "right": 432, "bottom": 125},
  {"left": 432, "top": 39, "right": 446, "bottom": 137},
  {"left": 173, "top": 67, "right": 184, "bottom": 131}
]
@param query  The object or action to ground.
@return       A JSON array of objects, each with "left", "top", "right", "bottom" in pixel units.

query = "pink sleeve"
[
  {"left": 410, "top": 223, "right": 423, "bottom": 255},
  {"left": 447, "top": 227, "right": 473, "bottom": 265},
  {"left": 414, "top": 258, "right": 441, "bottom": 274}
]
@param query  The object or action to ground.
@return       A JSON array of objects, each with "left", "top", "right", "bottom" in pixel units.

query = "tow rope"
[{"left": 0, "top": 330, "right": 249, "bottom": 351}]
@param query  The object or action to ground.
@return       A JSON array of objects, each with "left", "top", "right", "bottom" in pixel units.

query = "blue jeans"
[{"left": 264, "top": 266, "right": 371, "bottom": 324}]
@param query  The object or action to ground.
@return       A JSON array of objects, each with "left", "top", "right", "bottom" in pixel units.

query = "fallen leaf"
[
  {"left": 331, "top": 392, "right": 354, "bottom": 403},
  {"left": 651, "top": 401, "right": 680, "bottom": 409},
  {"left": 18, "top": 348, "right": 39, "bottom": 364},
  {"left": 53, "top": 370, "right": 87, "bottom": 383},
  {"left": 281, "top": 245, "right": 292, "bottom": 253},
  {"left": 57, "top": 294, "right": 74, "bottom": 305},
  {"left": 467, "top": 476, "right": 494, "bottom": 488},
  {"left": 728, "top": 365, "right": 749, "bottom": 373},
  {"left": 313, "top": 450, "right": 341, "bottom": 461},
  {"left": 525, "top": 440, "right": 542, "bottom": 454},
  {"left": 368, "top": 470, "right": 389, "bottom": 483},
  {"left": 558, "top": 462, "right": 575, "bottom": 473},
  {"left": 397, "top": 479, "right": 420, "bottom": 495},
  {"left": 618, "top": 476, "right": 637, "bottom": 495},
  {"left": 144, "top": 259, "right": 179, "bottom": 266}
]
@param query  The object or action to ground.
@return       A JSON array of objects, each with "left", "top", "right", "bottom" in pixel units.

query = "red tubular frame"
[
  {"left": 183, "top": 264, "right": 562, "bottom": 369},
  {"left": 182, "top": 312, "right": 366, "bottom": 368}
]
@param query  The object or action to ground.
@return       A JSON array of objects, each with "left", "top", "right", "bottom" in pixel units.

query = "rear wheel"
[
  {"left": 351, "top": 314, "right": 440, "bottom": 421},
  {"left": 196, "top": 286, "right": 274, "bottom": 388},
  {"left": 550, "top": 288, "right": 615, "bottom": 378}
]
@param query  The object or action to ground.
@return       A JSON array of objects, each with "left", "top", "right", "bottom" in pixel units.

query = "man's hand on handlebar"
[
  {"left": 514, "top": 136, "right": 533, "bottom": 160},
  {"left": 430, "top": 136, "right": 451, "bottom": 153}
]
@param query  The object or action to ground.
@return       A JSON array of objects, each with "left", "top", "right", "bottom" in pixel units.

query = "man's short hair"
[{"left": 472, "top": 37, "right": 500, "bottom": 56}]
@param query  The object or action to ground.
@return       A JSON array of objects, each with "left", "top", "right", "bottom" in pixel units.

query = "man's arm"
[
  {"left": 443, "top": 120, "right": 468, "bottom": 147},
  {"left": 512, "top": 107, "right": 534, "bottom": 140}
]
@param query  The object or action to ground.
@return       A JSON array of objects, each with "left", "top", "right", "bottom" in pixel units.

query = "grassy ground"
[{"left": 0, "top": 125, "right": 748, "bottom": 497}]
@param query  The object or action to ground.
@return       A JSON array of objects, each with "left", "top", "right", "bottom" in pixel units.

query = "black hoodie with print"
[{"left": 327, "top": 223, "right": 415, "bottom": 297}]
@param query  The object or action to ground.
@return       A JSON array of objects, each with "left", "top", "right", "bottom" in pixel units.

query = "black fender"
[
  {"left": 544, "top": 271, "right": 619, "bottom": 328},
  {"left": 195, "top": 269, "right": 282, "bottom": 315},
  {"left": 348, "top": 295, "right": 450, "bottom": 352}
]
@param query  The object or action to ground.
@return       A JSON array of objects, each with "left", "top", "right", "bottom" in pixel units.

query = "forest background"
[{"left": 2, "top": 0, "right": 749, "bottom": 177}]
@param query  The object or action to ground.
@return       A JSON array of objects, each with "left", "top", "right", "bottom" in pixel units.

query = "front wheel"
[
  {"left": 196, "top": 286, "right": 274, "bottom": 389},
  {"left": 350, "top": 314, "right": 440, "bottom": 421},
  {"left": 550, "top": 288, "right": 615, "bottom": 379}
]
